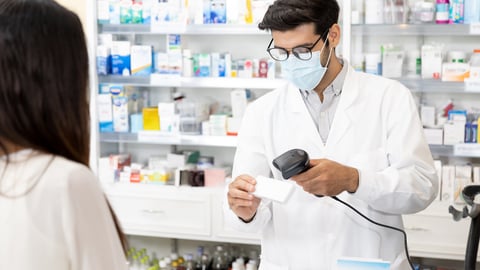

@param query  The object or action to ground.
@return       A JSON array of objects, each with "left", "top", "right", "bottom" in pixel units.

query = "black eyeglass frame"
[{"left": 266, "top": 35, "right": 324, "bottom": 61}]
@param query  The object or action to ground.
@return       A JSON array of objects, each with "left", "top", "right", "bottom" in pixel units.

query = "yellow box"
[{"left": 143, "top": 107, "right": 160, "bottom": 130}]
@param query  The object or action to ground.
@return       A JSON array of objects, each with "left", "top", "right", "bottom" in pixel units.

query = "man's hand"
[
  {"left": 291, "top": 159, "right": 359, "bottom": 196},
  {"left": 227, "top": 174, "right": 261, "bottom": 222}
]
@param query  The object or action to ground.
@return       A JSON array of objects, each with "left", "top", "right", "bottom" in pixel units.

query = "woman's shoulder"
[
  {"left": 48, "top": 155, "right": 93, "bottom": 179},
  {"left": 42, "top": 155, "right": 99, "bottom": 193}
]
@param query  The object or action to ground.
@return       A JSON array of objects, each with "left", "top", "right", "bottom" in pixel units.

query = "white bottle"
[
  {"left": 365, "top": 0, "right": 384, "bottom": 24},
  {"left": 470, "top": 49, "right": 480, "bottom": 80}
]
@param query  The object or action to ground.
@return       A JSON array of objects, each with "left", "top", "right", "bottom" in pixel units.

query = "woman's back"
[{"left": 0, "top": 150, "right": 127, "bottom": 270}]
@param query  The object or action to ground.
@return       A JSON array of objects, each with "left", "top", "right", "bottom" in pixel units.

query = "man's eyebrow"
[{"left": 274, "top": 42, "right": 314, "bottom": 49}]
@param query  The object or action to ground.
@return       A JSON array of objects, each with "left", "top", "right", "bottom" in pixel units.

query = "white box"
[
  {"left": 474, "top": 166, "right": 480, "bottom": 184},
  {"left": 421, "top": 105, "right": 436, "bottom": 128},
  {"left": 230, "top": 89, "right": 248, "bottom": 119},
  {"left": 382, "top": 50, "right": 404, "bottom": 78},
  {"left": 98, "top": 93, "right": 114, "bottom": 132},
  {"left": 455, "top": 165, "right": 473, "bottom": 204},
  {"left": 96, "top": 45, "right": 111, "bottom": 75},
  {"left": 158, "top": 102, "right": 179, "bottom": 133},
  {"left": 155, "top": 52, "right": 169, "bottom": 74},
  {"left": 443, "top": 120, "right": 466, "bottom": 145},
  {"left": 97, "top": 0, "right": 110, "bottom": 23},
  {"left": 434, "top": 160, "right": 443, "bottom": 201},
  {"left": 131, "top": 45, "right": 152, "bottom": 76},
  {"left": 423, "top": 128, "right": 443, "bottom": 145},
  {"left": 252, "top": 176, "right": 294, "bottom": 203},
  {"left": 167, "top": 152, "right": 187, "bottom": 168},
  {"left": 441, "top": 165, "right": 455, "bottom": 202},
  {"left": 111, "top": 41, "right": 131, "bottom": 76},
  {"left": 112, "top": 96, "right": 129, "bottom": 132},
  {"left": 442, "top": 62, "right": 470, "bottom": 82},
  {"left": 211, "top": 52, "right": 220, "bottom": 77},
  {"left": 421, "top": 45, "right": 443, "bottom": 79},
  {"left": 209, "top": 114, "right": 227, "bottom": 136},
  {"left": 465, "top": 78, "right": 480, "bottom": 92}
]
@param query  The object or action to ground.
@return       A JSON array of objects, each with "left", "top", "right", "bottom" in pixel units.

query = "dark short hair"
[
  {"left": 258, "top": 0, "right": 340, "bottom": 42},
  {"left": 0, "top": 0, "right": 89, "bottom": 166}
]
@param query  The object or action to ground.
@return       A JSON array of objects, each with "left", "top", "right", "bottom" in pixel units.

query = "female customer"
[{"left": 0, "top": 0, "right": 128, "bottom": 269}]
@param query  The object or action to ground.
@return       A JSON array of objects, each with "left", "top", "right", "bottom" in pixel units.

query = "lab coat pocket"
[{"left": 349, "top": 148, "right": 389, "bottom": 172}]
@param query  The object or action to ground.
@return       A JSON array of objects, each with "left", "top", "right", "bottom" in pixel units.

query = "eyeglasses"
[{"left": 266, "top": 35, "right": 323, "bottom": 61}]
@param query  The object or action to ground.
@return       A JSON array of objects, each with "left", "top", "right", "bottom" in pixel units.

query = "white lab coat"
[{"left": 224, "top": 65, "right": 438, "bottom": 270}]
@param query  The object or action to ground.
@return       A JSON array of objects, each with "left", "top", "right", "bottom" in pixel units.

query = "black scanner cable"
[
  {"left": 272, "top": 149, "right": 415, "bottom": 269},
  {"left": 326, "top": 195, "right": 414, "bottom": 270}
]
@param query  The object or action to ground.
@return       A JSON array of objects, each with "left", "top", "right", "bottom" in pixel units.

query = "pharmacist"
[{"left": 224, "top": 0, "right": 438, "bottom": 269}]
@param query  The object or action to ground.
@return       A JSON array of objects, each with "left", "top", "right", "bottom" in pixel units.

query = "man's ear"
[{"left": 328, "top": 24, "right": 341, "bottom": 48}]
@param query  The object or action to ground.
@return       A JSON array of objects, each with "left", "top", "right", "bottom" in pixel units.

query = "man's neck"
[{"left": 313, "top": 56, "right": 343, "bottom": 102}]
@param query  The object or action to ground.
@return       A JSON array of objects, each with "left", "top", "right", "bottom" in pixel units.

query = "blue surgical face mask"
[{"left": 280, "top": 38, "right": 332, "bottom": 90}]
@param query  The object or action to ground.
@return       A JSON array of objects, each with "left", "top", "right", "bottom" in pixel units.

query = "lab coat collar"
[{"left": 285, "top": 65, "right": 360, "bottom": 151}]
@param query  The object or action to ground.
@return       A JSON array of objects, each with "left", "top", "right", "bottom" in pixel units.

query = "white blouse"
[{"left": 0, "top": 150, "right": 128, "bottom": 270}]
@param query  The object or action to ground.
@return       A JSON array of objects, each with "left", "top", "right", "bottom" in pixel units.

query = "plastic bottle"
[
  {"left": 183, "top": 253, "right": 196, "bottom": 270},
  {"left": 470, "top": 49, "right": 480, "bottom": 81},
  {"left": 365, "top": 0, "right": 384, "bottom": 24},
  {"left": 448, "top": 0, "right": 464, "bottom": 24},
  {"left": 436, "top": 0, "right": 450, "bottom": 23},
  {"left": 464, "top": 0, "right": 480, "bottom": 23},
  {"left": 211, "top": 245, "right": 228, "bottom": 270}
]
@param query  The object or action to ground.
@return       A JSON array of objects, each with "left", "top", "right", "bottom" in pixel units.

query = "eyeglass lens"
[{"left": 268, "top": 47, "right": 312, "bottom": 61}]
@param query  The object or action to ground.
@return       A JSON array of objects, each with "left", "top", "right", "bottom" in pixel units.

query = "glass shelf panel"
[
  {"left": 351, "top": 24, "right": 477, "bottom": 36},
  {"left": 98, "top": 23, "right": 267, "bottom": 35},
  {"left": 99, "top": 132, "right": 237, "bottom": 147},
  {"left": 98, "top": 75, "right": 287, "bottom": 89}
]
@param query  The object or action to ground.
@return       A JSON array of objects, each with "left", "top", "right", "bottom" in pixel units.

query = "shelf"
[
  {"left": 97, "top": 75, "right": 477, "bottom": 93},
  {"left": 98, "top": 23, "right": 268, "bottom": 35},
  {"left": 393, "top": 78, "right": 476, "bottom": 94},
  {"left": 98, "top": 134, "right": 480, "bottom": 157},
  {"left": 98, "top": 75, "right": 287, "bottom": 89},
  {"left": 429, "top": 144, "right": 454, "bottom": 157},
  {"left": 100, "top": 132, "right": 238, "bottom": 147},
  {"left": 352, "top": 23, "right": 480, "bottom": 36},
  {"left": 430, "top": 144, "right": 480, "bottom": 158}
]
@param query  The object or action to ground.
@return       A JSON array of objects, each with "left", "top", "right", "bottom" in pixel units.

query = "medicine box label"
[
  {"left": 112, "top": 96, "right": 129, "bottom": 132},
  {"left": 131, "top": 45, "right": 152, "bottom": 76},
  {"left": 111, "top": 41, "right": 131, "bottom": 76},
  {"left": 98, "top": 94, "right": 114, "bottom": 132}
]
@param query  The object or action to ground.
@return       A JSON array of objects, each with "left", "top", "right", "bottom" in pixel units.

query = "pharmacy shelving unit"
[
  {"left": 92, "top": 20, "right": 292, "bottom": 246},
  {"left": 90, "top": 0, "right": 356, "bottom": 248},
  {"left": 349, "top": 19, "right": 480, "bottom": 263}
]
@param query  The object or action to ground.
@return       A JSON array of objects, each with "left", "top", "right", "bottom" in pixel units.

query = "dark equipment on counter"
[{"left": 449, "top": 185, "right": 480, "bottom": 270}]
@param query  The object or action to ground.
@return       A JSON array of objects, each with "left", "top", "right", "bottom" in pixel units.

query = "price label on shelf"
[
  {"left": 470, "top": 23, "right": 480, "bottom": 35},
  {"left": 138, "top": 131, "right": 181, "bottom": 144},
  {"left": 150, "top": 74, "right": 181, "bottom": 87},
  {"left": 454, "top": 144, "right": 480, "bottom": 157}
]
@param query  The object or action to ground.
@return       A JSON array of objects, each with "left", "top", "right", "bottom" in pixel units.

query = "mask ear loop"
[
  {"left": 323, "top": 47, "right": 333, "bottom": 68},
  {"left": 321, "top": 34, "right": 333, "bottom": 68}
]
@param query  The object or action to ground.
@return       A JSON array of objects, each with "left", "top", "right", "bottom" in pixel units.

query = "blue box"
[{"left": 111, "top": 41, "right": 131, "bottom": 76}]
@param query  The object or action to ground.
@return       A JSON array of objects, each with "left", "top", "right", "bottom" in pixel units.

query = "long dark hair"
[
  {"left": 0, "top": 0, "right": 127, "bottom": 254},
  {"left": 258, "top": 0, "right": 340, "bottom": 42}
]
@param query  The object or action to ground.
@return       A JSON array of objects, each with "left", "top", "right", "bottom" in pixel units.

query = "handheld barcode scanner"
[
  {"left": 272, "top": 149, "right": 323, "bottom": 197},
  {"left": 272, "top": 149, "right": 310, "bottom": 179},
  {"left": 449, "top": 185, "right": 480, "bottom": 270}
]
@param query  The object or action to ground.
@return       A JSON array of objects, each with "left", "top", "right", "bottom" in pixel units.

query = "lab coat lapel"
[
  {"left": 325, "top": 66, "right": 359, "bottom": 153},
  {"left": 285, "top": 83, "right": 325, "bottom": 152}
]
